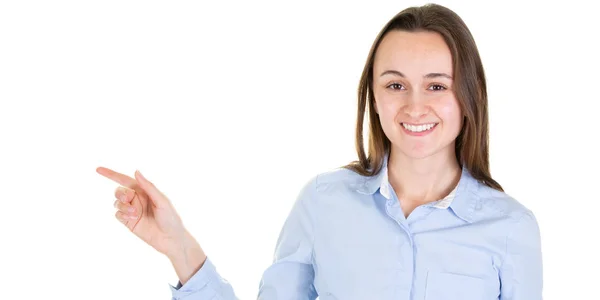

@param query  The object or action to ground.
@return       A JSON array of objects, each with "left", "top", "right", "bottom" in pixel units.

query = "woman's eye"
[
  {"left": 387, "top": 83, "right": 405, "bottom": 90},
  {"left": 428, "top": 84, "right": 447, "bottom": 91}
]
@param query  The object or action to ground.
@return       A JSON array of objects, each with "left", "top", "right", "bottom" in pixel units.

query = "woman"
[{"left": 97, "top": 3, "right": 543, "bottom": 299}]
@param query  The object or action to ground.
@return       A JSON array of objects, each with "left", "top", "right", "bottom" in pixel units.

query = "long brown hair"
[{"left": 343, "top": 3, "right": 503, "bottom": 191}]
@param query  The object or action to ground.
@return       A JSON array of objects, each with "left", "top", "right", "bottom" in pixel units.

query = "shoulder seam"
[
  {"left": 306, "top": 175, "right": 319, "bottom": 265},
  {"left": 499, "top": 209, "right": 533, "bottom": 270}
]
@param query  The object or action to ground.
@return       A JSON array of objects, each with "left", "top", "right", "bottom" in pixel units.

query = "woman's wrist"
[{"left": 167, "top": 230, "right": 207, "bottom": 285}]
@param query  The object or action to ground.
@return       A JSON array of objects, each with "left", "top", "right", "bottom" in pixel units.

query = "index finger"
[{"left": 96, "top": 166, "right": 139, "bottom": 189}]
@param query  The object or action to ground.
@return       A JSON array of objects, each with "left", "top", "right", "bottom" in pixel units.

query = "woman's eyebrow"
[
  {"left": 380, "top": 70, "right": 453, "bottom": 79},
  {"left": 425, "top": 72, "right": 453, "bottom": 79}
]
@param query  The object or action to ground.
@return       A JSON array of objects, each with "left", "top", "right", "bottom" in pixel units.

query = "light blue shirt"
[{"left": 170, "top": 158, "right": 543, "bottom": 299}]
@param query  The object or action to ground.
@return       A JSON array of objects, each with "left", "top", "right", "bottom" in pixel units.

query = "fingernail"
[
  {"left": 129, "top": 214, "right": 137, "bottom": 219},
  {"left": 120, "top": 194, "right": 127, "bottom": 202},
  {"left": 136, "top": 170, "right": 145, "bottom": 180},
  {"left": 128, "top": 206, "right": 135, "bottom": 213}
]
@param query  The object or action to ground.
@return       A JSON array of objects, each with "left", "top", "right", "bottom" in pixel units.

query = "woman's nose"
[{"left": 402, "top": 94, "right": 429, "bottom": 118}]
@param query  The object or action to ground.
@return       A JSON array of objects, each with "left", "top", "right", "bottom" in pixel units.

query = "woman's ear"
[{"left": 373, "top": 99, "right": 379, "bottom": 114}]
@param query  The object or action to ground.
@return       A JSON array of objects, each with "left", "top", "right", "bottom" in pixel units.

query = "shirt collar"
[{"left": 355, "top": 153, "right": 479, "bottom": 223}]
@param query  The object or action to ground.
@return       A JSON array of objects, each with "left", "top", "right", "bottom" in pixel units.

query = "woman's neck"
[{"left": 387, "top": 147, "right": 462, "bottom": 205}]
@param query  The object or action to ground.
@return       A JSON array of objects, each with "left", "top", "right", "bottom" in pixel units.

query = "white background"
[{"left": 1, "top": 0, "right": 598, "bottom": 299}]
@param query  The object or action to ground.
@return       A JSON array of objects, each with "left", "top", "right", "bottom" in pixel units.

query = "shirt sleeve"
[
  {"left": 499, "top": 210, "right": 544, "bottom": 300},
  {"left": 169, "top": 257, "right": 238, "bottom": 300},
  {"left": 169, "top": 176, "right": 319, "bottom": 300},
  {"left": 257, "top": 176, "right": 318, "bottom": 299}
]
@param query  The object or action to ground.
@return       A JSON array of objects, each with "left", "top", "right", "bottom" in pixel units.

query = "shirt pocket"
[{"left": 424, "top": 271, "right": 491, "bottom": 300}]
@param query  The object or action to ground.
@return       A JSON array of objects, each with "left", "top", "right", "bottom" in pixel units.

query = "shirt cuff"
[{"left": 169, "top": 257, "right": 219, "bottom": 299}]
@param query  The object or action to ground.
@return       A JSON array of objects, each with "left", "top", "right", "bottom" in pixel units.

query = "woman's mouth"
[{"left": 401, "top": 122, "right": 438, "bottom": 136}]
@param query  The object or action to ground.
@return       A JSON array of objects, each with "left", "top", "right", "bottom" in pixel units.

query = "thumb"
[{"left": 134, "top": 170, "right": 168, "bottom": 207}]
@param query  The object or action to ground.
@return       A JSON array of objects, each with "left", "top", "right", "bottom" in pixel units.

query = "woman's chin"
[{"left": 394, "top": 146, "right": 443, "bottom": 161}]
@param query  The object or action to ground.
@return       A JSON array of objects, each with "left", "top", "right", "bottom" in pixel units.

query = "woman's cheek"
[{"left": 436, "top": 97, "right": 461, "bottom": 123}]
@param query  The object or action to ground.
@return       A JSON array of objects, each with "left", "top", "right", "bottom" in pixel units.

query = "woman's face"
[{"left": 373, "top": 30, "right": 463, "bottom": 160}]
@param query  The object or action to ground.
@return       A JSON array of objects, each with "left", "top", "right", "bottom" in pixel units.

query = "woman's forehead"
[{"left": 374, "top": 30, "right": 453, "bottom": 75}]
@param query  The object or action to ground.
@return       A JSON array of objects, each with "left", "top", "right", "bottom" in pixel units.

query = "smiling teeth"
[{"left": 402, "top": 123, "right": 436, "bottom": 132}]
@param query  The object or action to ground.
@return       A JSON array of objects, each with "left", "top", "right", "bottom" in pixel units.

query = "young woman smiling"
[{"left": 98, "top": 3, "right": 543, "bottom": 299}]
